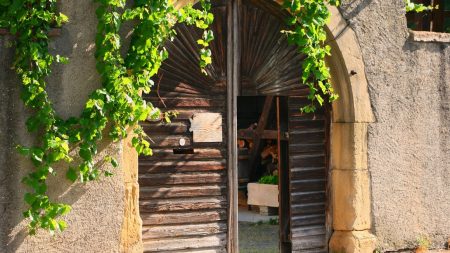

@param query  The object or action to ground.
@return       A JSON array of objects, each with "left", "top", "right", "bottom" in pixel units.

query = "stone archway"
[
  {"left": 122, "top": 2, "right": 377, "bottom": 252},
  {"left": 326, "top": 5, "right": 377, "bottom": 253}
]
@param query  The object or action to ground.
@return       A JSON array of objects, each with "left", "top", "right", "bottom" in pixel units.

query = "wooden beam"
[
  {"left": 238, "top": 129, "right": 288, "bottom": 141},
  {"left": 248, "top": 96, "right": 274, "bottom": 181}
]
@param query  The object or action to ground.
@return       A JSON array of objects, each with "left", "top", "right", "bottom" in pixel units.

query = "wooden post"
[
  {"left": 277, "top": 97, "right": 292, "bottom": 252},
  {"left": 227, "top": 0, "right": 240, "bottom": 252},
  {"left": 248, "top": 96, "right": 274, "bottom": 181}
]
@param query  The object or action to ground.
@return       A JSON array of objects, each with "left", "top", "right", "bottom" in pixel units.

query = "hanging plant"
[
  {"left": 1, "top": 0, "right": 214, "bottom": 234},
  {"left": 0, "top": 0, "right": 339, "bottom": 234},
  {"left": 281, "top": 0, "right": 340, "bottom": 112}
]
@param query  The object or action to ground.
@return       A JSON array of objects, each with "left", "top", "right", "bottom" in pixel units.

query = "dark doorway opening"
[{"left": 237, "top": 96, "right": 291, "bottom": 252}]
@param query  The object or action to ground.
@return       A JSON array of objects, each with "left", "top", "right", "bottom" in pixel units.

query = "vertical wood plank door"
[
  {"left": 288, "top": 97, "right": 330, "bottom": 253},
  {"left": 139, "top": 1, "right": 229, "bottom": 252}
]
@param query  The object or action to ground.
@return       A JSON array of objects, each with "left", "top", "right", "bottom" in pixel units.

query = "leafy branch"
[
  {"left": 281, "top": 0, "right": 340, "bottom": 113},
  {"left": 404, "top": 0, "right": 437, "bottom": 13}
]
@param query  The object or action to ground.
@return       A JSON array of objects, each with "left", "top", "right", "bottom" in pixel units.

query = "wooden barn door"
[
  {"left": 138, "top": 0, "right": 331, "bottom": 252},
  {"left": 138, "top": 1, "right": 230, "bottom": 252},
  {"left": 288, "top": 97, "right": 330, "bottom": 253}
]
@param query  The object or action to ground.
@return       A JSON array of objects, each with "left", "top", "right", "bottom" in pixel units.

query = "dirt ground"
[{"left": 239, "top": 221, "right": 279, "bottom": 253}]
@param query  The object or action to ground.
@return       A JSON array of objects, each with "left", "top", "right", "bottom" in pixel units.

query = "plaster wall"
[
  {"left": 0, "top": 0, "right": 133, "bottom": 252},
  {"left": 339, "top": 0, "right": 450, "bottom": 250}
]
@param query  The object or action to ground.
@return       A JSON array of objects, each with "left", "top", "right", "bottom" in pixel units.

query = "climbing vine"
[
  {"left": 281, "top": 0, "right": 340, "bottom": 112},
  {"left": 0, "top": 0, "right": 213, "bottom": 234},
  {"left": 1, "top": 0, "right": 338, "bottom": 234}
]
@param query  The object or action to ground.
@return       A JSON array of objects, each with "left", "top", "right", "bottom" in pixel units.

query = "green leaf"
[
  {"left": 110, "top": 157, "right": 118, "bottom": 168},
  {"left": 58, "top": 220, "right": 67, "bottom": 231},
  {"left": 66, "top": 167, "right": 78, "bottom": 182}
]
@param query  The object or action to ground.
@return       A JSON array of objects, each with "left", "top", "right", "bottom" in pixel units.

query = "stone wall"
[
  {"left": 339, "top": 0, "right": 450, "bottom": 250},
  {"left": 0, "top": 0, "right": 141, "bottom": 252},
  {"left": 1, "top": 0, "right": 449, "bottom": 252}
]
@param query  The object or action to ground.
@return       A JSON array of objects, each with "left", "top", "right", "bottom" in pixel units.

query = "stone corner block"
[
  {"left": 332, "top": 169, "right": 371, "bottom": 231},
  {"left": 329, "top": 230, "right": 377, "bottom": 253}
]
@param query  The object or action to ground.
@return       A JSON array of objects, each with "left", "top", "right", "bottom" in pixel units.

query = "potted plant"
[{"left": 247, "top": 175, "right": 279, "bottom": 211}]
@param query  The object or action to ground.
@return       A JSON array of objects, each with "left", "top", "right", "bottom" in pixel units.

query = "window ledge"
[{"left": 409, "top": 30, "right": 450, "bottom": 43}]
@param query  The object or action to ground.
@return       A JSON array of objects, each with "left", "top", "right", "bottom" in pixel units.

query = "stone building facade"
[{"left": 0, "top": 0, "right": 449, "bottom": 252}]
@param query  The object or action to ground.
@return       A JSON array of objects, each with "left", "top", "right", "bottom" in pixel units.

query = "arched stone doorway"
[{"left": 129, "top": 1, "right": 376, "bottom": 252}]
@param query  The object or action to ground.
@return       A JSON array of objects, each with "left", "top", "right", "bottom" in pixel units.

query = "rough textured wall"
[
  {"left": 339, "top": 0, "right": 450, "bottom": 251},
  {"left": 0, "top": 0, "right": 128, "bottom": 252}
]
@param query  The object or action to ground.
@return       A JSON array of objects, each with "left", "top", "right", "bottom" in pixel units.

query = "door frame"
[{"left": 226, "top": 0, "right": 240, "bottom": 251}]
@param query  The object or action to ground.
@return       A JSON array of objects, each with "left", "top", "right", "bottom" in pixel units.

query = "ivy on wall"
[{"left": 0, "top": 0, "right": 339, "bottom": 234}]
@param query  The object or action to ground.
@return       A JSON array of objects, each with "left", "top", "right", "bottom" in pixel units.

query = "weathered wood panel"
[
  {"left": 140, "top": 185, "right": 226, "bottom": 199},
  {"left": 138, "top": 3, "right": 229, "bottom": 250},
  {"left": 141, "top": 209, "right": 227, "bottom": 225},
  {"left": 142, "top": 222, "right": 228, "bottom": 239},
  {"left": 288, "top": 96, "right": 329, "bottom": 253},
  {"left": 143, "top": 234, "right": 227, "bottom": 252}
]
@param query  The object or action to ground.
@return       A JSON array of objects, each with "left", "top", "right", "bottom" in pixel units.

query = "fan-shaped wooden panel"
[
  {"left": 150, "top": 0, "right": 228, "bottom": 99},
  {"left": 240, "top": 0, "right": 308, "bottom": 96}
]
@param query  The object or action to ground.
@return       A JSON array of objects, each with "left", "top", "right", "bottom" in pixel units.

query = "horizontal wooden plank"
[
  {"left": 145, "top": 97, "right": 226, "bottom": 108},
  {"left": 142, "top": 121, "right": 189, "bottom": 134},
  {"left": 140, "top": 196, "right": 227, "bottom": 213},
  {"left": 290, "top": 179, "right": 326, "bottom": 192},
  {"left": 140, "top": 185, "right": 226, "bottom": 199},
  {"left": 141, "top": 209, "right": 227, "bottom": 225},
  {"left": 238, "top": 129, "right": 288, "bottom": 140},
  {"left": 140, "top": 148, "right": 226, "bottom": 160},
  {"left": 146, "top": 248, "right": 227, "bottom": 253},
  {"left": 143, "top": 234, "right": 227, "bottom": 252},
  {"left": 139, "top": 172, "right": 225, "bottom": 186},
  {"left": 289, "top": 131, "right": 325, "bottom": 144},
  {"left": 142, "top": 222, "right": 227, "bottom": 240},
  {"left": 292, "top": 235, "right": 326, "bottom": 251},
  {"left": 290, "top": 190, "right": 326, "bottom": 204},
  {"left": 291, "top": 167, "right": 326, "bottom": 180},
  {"left": 139, "top": 160, "right": 226, "bottom": 174},
  {"left": 289, "top": 154, "right": 325, "bottom": 167},
  {"left": 291, "top": 203, "right": 326, "bottom": 216},
  {"left": 291, "top": 214, "right": 326, "bottom": 227},
  {"left": 288, "top": 143, "right": 325, "bottom": 154},
  {"left": 291, "top": 225, "right": 326, "bottom": 238},
  {"left": 288, "top": 120, "right": 325, "bottom": 130},
  {"left": 288, "top": 114, "right": 326, "bottom": 122},
  {"left": 148, "top": 135, "right": 193, "bottom": 148}
]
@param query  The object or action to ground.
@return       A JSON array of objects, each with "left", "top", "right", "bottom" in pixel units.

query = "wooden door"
[
  {"left": 288, "top": 97, "right": 330, "bottom": 253},
  {"left": 138, "top": 0, "right": 331, "bottom": 252},
  {"left": 138, "top": 1, "right": 229, "bottom": 252}
]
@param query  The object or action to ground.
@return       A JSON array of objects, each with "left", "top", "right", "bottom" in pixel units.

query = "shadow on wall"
[
  {"left": 0, "top": 31, "right": 116, "bottom": 251},
  {"left": 338, "top": 0, "right": 375, "bottom": 21}
]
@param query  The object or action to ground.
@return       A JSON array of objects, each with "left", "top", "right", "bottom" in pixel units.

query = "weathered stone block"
[
  {"left": 332, "top": 169, "right": 371, "bottom": 231},
  {"left": 331, "top": 123, "right": 368, "bottom": 171},
  {"left": 329, "top": 230, "right": 377, "bottom": 253}
]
